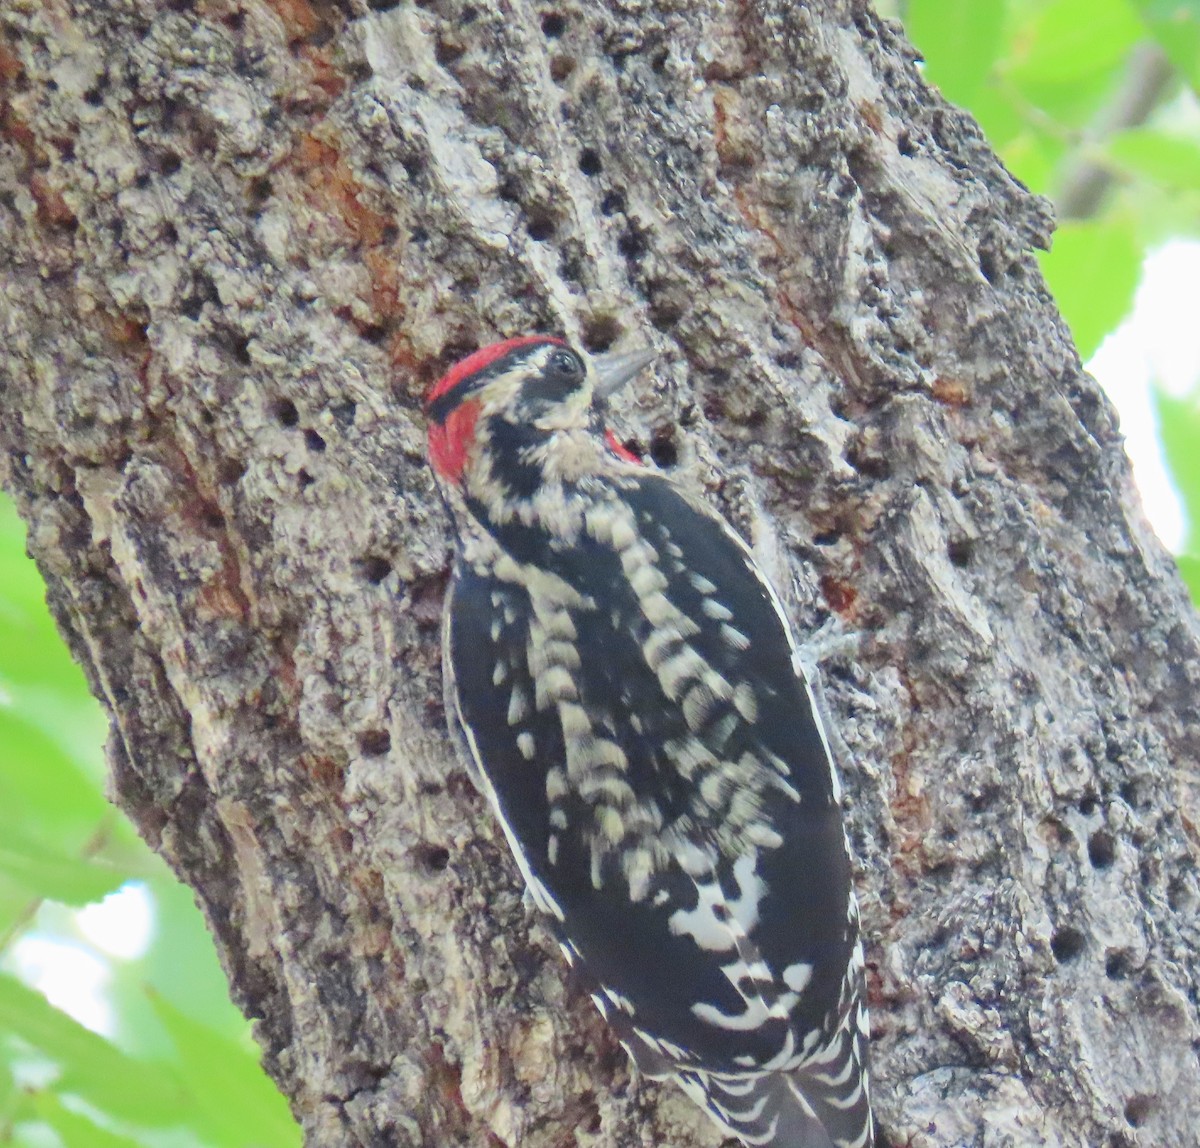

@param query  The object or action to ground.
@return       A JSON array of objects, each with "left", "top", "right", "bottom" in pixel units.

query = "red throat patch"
[
  {"left": 427, "top": 401, "right": 480, "bottom": 482},
  {"left": 604, "top": 428, "right": 642, "bottom": 465}
]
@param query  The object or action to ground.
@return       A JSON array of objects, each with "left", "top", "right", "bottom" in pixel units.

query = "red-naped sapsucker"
[{"left": 425, "top": 336, "right": 872, "bottom": 1148}]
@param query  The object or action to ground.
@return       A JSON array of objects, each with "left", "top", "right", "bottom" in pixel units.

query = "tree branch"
[{"left": 1056, "top": 40, "right": 1175, "bottom": 220}]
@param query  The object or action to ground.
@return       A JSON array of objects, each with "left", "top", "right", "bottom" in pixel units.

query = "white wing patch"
[
  {"left": 782, "top": 961, "right": 814, "bottom": 993},
  {"left": 668, "top": 852, "right": 765, "bottom": 952},
  {"left": 661, "top": 847, "right": 817, "bottom": 1039}
]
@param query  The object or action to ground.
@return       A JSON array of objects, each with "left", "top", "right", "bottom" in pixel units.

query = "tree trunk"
[{"left": 2, "top": 0, "right": 1198, "bottom": 1144}]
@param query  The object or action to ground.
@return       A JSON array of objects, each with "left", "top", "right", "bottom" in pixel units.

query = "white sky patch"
[
  {"left": 7, "top": 937, "right": 113, "bottom": 1036},
  {"left": 5, "top": 883, "right": 155, "bottom": 1039},
  {"left": 77, "top": 881, "right": 155, "bottom": 960},
  {"left": 1088, "top": 240, "right": 1200, "bottom": 553}
]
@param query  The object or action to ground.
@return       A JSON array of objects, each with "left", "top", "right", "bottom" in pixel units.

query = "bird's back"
[{"left": 446, "top": 472, "right": 861, "bottom": 1075}]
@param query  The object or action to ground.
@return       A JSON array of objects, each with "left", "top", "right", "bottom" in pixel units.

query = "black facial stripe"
[
  {"left": 519, "top": 348, "right": 584, "bottom": 407},
  {"left": 426, "top": 343, "right": 560, "bottom": 424},
  {"left": 521, "top": 374, "right": 577, "bottom": 407},
  {"left": 426, "top": 377, "right": 484, "bottom": 424}
]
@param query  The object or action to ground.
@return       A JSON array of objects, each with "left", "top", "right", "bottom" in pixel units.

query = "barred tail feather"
[
  {"left": 692, "top": 1070, "right": 837, "bottom": 1148},
  {"left": 676, "top": 1000, "right": 873, "bottom": 1148},
  {"left": 792, "top": 1001, "right": 873, "bottom": 1148}
]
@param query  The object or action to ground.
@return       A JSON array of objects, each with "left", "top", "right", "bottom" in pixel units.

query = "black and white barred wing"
[{"left": 444, "top": 473, "right": 869, "bottom": 1147}]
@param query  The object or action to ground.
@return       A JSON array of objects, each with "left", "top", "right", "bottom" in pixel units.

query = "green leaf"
[
  {"left": 149, "top": 990, "right": 300, "bottom": 1148},
  {"left": 134, "top": 874, "right": 253, "bottom": 1044},
  {"left": 0, "top": 612, "right": 88, "bottom": 695},
  {"left": 1015, "top": 66, "right": 1130, "bottom": 131},
  {"left": 0, "top": 707, "right": 111, "bottom": 843},
  {"left": 1004, "top": 0, "right": 1144, "bottom": 85},
  {"left": 31, "top": 1091, "right": 146, "bottom": 1148},
  {"left": 1001, "top": 127, "right": 1071, "bottom": 195},
  {"left": 1106, "top": 127, "right": 1200, "bottom": 192},
  {"left": 1129, "top": 0, "right": 1200, "bottom": 90},
  {"left": 906, "top": 0, "right": 1007, "bottom": 105},
  {"left": 0, "top": 499, "right": 57, "bottom": 624},
  {"left": 1175, "top": 553, "right": 1200, "bottom": 602},
  {"left": 1039, "top": 212, "right": 1141, "bottom": 359},
  {"left": 1153, "top": 388, "right": 1200, "bottom": 553},
  {"left": 0, "top": 508, "right": 92, "bottom": 700},
  {"left": 968, "top": 84, "right": 1028, "bottom": 153},
  {"left": 0, "top": 1053, "right": 15, "bottom": 1118},
  {"left": 0, "top": 830, "right": 132, "bottom": 907},
  {"left": 0, "top": 973, "right": 186, "bottom": 1128},
  {"left": 101, "top": 872, "right": 249, "bottom": 1061}
]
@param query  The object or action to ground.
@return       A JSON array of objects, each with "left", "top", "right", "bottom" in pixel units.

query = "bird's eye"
[{"left": 549, "top": 349, "right": 583, "bottom": 380}]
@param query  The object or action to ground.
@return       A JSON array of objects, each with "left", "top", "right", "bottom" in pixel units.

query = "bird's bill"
[{"left": 592, "top": 347, "right": 656, "bottom": 399}]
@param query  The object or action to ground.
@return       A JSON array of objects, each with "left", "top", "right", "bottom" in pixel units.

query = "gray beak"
[{"left": 592, "top": 347, "right": 656, "bottom": 400}]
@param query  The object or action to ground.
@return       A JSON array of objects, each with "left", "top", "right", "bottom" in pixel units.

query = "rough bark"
[{"left": 2, "top": 0, "right": 1198, "bottom": 1145}]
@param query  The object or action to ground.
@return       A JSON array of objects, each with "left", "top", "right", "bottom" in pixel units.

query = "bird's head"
[{"left": 424, "top": 336, "right": 653, "bottom": 488}]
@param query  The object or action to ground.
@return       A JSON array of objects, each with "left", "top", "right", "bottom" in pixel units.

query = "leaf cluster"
[
  {"left": 905, "top": 0, "right": 1200, "bottom": 597},
  {"left": 0, "top": 502, "right": 299, "bottom": 1148}
]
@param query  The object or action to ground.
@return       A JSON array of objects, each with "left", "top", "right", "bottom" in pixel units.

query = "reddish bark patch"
[
  {"left": 1, "top": 106, "right": 45, "bottom": 167},
  {"left": 290, "top": 132, "right": 404, "bottom": 332},
  {"left": 0, "top": 42, "right": 23, "bottom": 85},
  {"left": 263, "top": 0, "right": 325, "bottom": 43},
  {"left": 932, "top": 377, "right": 970, "bottom": 406},
  {"left": 296, "top": 44, "right": 346, "bottom": 102},
  {"left": 307, "top": 754, "right": 347, "bottom": 795},
  {"left": 820, "top": 573, "right": 858, "bottom": 616},
  {"left": 857, "top": 99, "right": 884, "bottom": 135},
  {"left": 363, "top": 246, "right": 400, "bottom": 319},
  {"left": 105, "top": 314, "right": 149, "bottom": 348}
]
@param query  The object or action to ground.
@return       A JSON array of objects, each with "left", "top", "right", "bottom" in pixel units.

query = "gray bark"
[{"left": 2, "top": 1, "right": 1198, "bottom": 1145}]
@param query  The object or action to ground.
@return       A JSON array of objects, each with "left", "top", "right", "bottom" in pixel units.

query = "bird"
[{"left": 424, "top": 334, "right": 872, "bottom": 1148}]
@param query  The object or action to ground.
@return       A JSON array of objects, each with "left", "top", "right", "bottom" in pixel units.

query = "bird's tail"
[{"left": 676, "top": 999, "right": 873, "bottom": 1148}]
